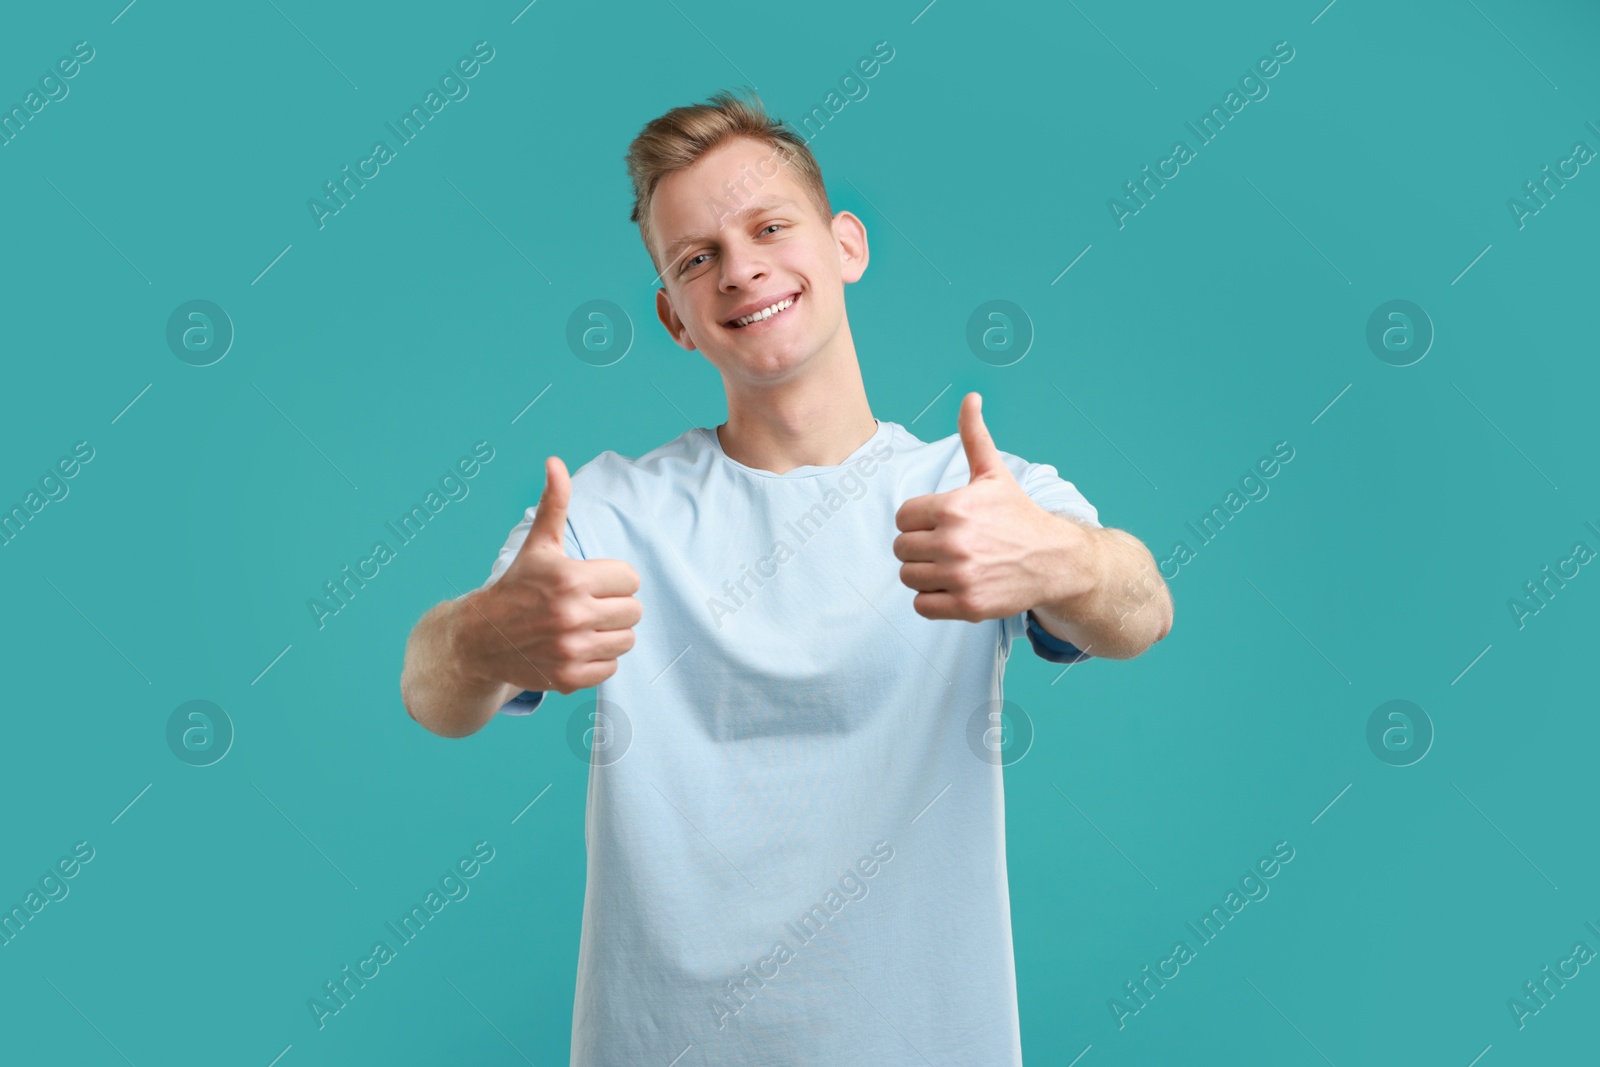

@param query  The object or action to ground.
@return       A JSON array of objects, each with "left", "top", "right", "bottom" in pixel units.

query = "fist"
[
  {"left": 460, "top": 456, "right": 642, "bottom": 696},
  {"left": 893, "top": 392, "right": 1092, "bottom": 622}
]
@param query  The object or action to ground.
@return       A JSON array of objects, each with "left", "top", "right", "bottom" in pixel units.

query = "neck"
[{"left": 716, "top": 329, "right": 876, "bottom": 474}]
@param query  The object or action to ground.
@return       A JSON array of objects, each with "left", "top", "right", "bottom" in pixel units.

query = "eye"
[{"left": 678, "top": 223, "right": 785, "bottom": 275}]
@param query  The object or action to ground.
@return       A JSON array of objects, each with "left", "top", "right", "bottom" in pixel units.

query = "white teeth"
[{"left": 733, "top": 297, "right": 794, "bottom": 327}]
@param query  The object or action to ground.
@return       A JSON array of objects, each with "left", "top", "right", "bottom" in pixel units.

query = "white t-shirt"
[{"left": 473, "top": 417, "right": 1100, "bottom": 1066}]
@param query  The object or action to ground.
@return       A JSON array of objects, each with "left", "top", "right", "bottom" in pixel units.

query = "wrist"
[
  {"left": 1041, "top": 515, "right": 1104, "bottom": 614},
  {"left": 447, "top": 590, "right": 495, "bottom": 690}
]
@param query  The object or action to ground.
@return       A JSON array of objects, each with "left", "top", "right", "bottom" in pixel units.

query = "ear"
[
  {"left": 655, "top": 287, "right": 698, "bottom": 352},
  {"left": 831, "top": 210, "right": 870, "bottom": 285}
]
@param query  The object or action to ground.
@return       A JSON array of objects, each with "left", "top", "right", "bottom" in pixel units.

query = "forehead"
[{"left": 652, "top": 137, "right": 810, "bottom": 253}]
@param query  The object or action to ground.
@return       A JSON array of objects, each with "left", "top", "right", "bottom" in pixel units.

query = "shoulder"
[
  {"left": 572, "top": 427, "right": 709, "bottom": 485},
  {"left": 901, "top": 423, "right": 1051, "bottom": 491},
  {"left": 561, "top": 427, "right": 713, "bottom": 518}
]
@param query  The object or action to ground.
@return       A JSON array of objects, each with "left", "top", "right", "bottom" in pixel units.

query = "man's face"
[{"left": 650, "top": 136, "right": 867, "bottom": 384}]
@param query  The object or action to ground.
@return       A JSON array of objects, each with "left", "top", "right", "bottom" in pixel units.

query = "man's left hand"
[{"left": 892, "top": 392, "right": 1099, "bottom": 622}]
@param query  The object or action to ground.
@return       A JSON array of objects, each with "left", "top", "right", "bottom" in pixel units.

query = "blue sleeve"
[
  {"left": 500, "top": 689, "right": 546, "bottom": 716},
  {"left": 1025, "top": 609, "right": 1093, "bottom": 664}
]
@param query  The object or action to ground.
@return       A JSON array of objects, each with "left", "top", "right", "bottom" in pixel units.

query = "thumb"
[
  {"left": 522, "top": 456, "right": 571, "bottom": 556},
  {"left": 959, "top": 392, "right": 1006, "bottom": 483}
]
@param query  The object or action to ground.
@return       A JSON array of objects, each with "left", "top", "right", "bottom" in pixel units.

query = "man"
[{"left": 401, "top": 88, "right": 1172, "bottom": 1065}]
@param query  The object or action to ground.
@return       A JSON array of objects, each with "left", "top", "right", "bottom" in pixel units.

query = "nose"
[{"left": 719, "top": 235, "right": 769, "bottom": 292}]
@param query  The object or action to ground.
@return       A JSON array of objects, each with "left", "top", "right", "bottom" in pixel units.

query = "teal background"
[{"left": 2, "top": 0, "right": 1597, "bottom": 1063}]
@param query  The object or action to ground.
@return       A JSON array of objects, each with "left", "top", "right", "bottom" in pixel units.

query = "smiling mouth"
[{"left": 726, "top": 294, "right": 799, "bottom": 329}]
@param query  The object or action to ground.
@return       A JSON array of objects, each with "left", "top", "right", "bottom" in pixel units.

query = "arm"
[
  {"left": 1028, "top": 516, "right": 1173, "bottom": 661},
  {"left": 400, "top": 591, "right": 521, "bottom": 739},
  {"left": 893, "top": 391, "right": 1174, "bottom": 658},
  {"left": 399, "top": 454, "right": 642, "bottom": 740}
]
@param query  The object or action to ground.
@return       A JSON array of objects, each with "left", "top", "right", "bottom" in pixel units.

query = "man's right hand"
[{"left": 455, "top": 456, "right": 641, "bottom": 697}]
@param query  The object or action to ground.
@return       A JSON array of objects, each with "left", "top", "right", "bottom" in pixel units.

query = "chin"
[{"left": 725, "top": 345, "right": 813, "bottom": 383}]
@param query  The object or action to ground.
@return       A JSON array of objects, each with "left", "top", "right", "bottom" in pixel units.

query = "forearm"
[
  {"left": 1031, "top": 521, "right": 1173, "bottom": 660},
  {"left": 400, "top": 593, "right": 519, "bottom": 738}
]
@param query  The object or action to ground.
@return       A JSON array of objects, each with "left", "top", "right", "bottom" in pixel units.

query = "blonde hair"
[{"left": 624, "top": 87, "right": 834, "bottom": 275}]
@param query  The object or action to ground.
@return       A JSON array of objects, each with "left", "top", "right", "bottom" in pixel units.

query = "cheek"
[{"left": 798, "top": 279, "right": 831, "bottom": 321}]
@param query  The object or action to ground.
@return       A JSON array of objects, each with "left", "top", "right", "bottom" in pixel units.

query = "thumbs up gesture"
[
  {"left": 458, "top": 456, "right": 643, "bottom": 696},
  {"left": 893, "top": 393, "right": 1095, "bottom": 622}
]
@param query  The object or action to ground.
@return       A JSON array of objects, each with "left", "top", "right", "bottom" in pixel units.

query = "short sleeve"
[
  {"left": 1001, "top": 459, "right": 1100, "bottom": 663},
  {"left": 1018, "top": 610, "right": 1095, "bottom": 664},
  {"left": 453, "top": 507, "right": 587, "bottom": 715},
  {"left": 1019, "top": 458, "right": 1100, "bottom": 530}
]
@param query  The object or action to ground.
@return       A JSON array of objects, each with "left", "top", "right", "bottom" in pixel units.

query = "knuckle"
[
  {"left": 548, "top": 602, "right": 583, "bottom": 633},
  {"left": 552, "top": 633, "right": 586, "bottom": 662}
]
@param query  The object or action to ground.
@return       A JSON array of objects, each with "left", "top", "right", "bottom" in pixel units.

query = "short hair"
[{"left": 624, "top": 87, "right": 834, "bottom": 275}]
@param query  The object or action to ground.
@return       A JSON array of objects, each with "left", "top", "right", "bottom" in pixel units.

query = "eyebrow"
[{"left": 662, "top": 197, "right": 798, "bottom": 258}]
